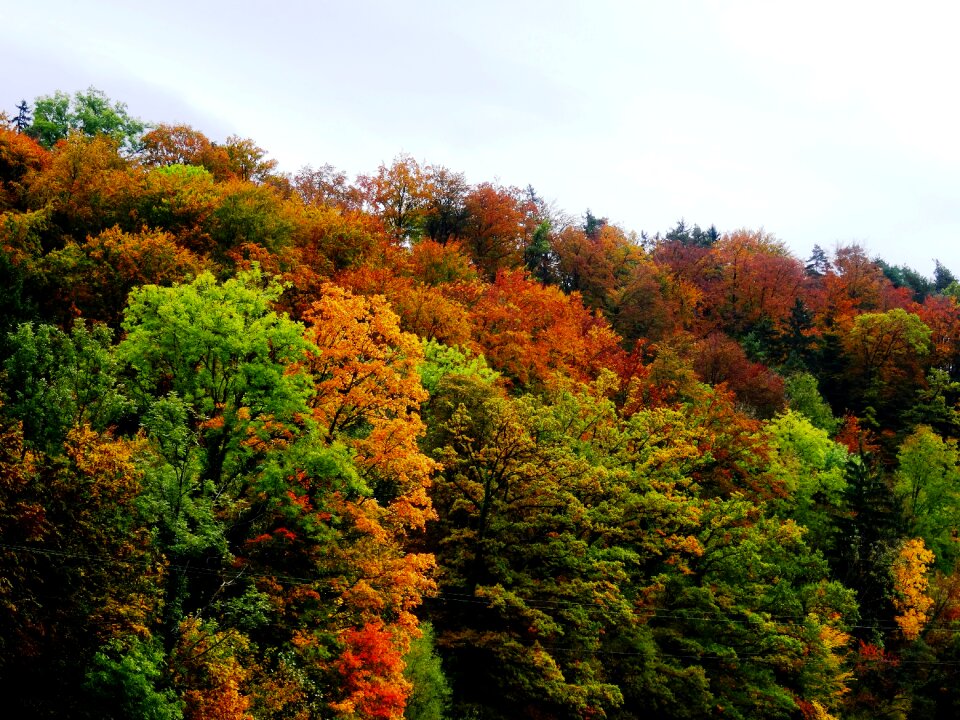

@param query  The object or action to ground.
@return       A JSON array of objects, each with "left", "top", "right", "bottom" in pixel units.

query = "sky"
[{"left": 4, "top": 0, "right": 960, "bottom": 275}]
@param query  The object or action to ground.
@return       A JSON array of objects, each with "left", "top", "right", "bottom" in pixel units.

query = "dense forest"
[{"left": 3, "top": 87, "right": 960, "bottom": 719}]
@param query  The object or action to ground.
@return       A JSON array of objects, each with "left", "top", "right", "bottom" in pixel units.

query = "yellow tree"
[{"left": 890, "top": 538, "right": 935, "bottom": 641}]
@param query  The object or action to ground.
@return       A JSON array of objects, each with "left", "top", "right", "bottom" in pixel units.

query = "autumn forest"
[{"left": 3, "top": 88, "right": 960, "bottom": 719}]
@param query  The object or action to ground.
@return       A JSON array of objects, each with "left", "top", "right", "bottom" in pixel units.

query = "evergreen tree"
[
  {"left": 805, "top": 244, "right": 831, "bottom": 277},
  {"left": 934, "top": 259, "right": 956, "bottom": 293},
  {"left": 13, "top": 100, "right": 31, "bottom": 132}
]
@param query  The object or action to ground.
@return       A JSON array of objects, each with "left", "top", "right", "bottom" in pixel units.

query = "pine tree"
[{"left": 13, "top": 100, "right": 30, "bottom": 132}]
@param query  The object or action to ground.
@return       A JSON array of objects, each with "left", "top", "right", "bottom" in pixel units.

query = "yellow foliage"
[{"left": 891, "top": 538, "right": 935, "bottom": 640}]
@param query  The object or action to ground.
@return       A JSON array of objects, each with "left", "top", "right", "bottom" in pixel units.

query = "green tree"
[
  {"left": 934, "top": 260, "right": 956, "bottom": 293},
  {"left": 1, "top": 320, "right": 130, "bottom": 454},
  {"left": 766, "top": 410, "right": 848, "bottom": 555},
  {"left": 118, "top": 268, "right": 315, "bottom": 646},
  {"left": 403, "top": 622, "right": 452, "bottom": 720},
  {"left": 523, "top": 220, "right": 556, "bottom": 284},
  {"left": 83, "top": 637, "right": 184, "bottom": 720},
  {"left": 27, "top": 87, "right": 147, "bottom": 151},
  {"left": 784, "top": 372, "right": 838, "bottom": 433},
  {"left": 894, "top": 426, "right": 960, "bottom": 570}
]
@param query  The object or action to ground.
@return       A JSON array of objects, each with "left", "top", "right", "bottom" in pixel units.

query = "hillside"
[{"left": 2, "top": 90, "right": 960, "bottom": 719}]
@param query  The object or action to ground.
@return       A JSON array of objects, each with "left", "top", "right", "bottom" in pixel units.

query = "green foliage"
[
  {"left": 664, "top": 218, "right": 719, "bottom": 247},
  {"left": 784, "top": 372, "right": 838, "bottom": 433},
  {"left": 766, "top": 410, "right": 849, "bottom": 555},
  {"left": 901, "top": 368, "right": 960, "bottom": 432},
  {"left": 894, "top": 425, "right": 960, "bottom": 570},
  {"left": 27, "top": 87, "right": 147, "bottom": 151},
  {"left": 419, "top": 339, "right": 499, "bottom": 397},
  {"left": 119, "top": 268, "right": 312, "bottom": 450},
  {"left": 875, "top": 258, "right": 933, "bottom": 302},
  {"left": 84, "top": 637, "right": 184, "bottom": 720},
  {"left": 139, "top": 164, "right": 219, "bottom": 243},
  {"left": 2, "top": 319, "right": 130, "bottom": 453},
  {"left": 934, "top": 260, "right": 956, "bottom": 293},
  {"left": 424, "top": 374, "right": 856, "bottom": 719},
  {"left": 403, "top": 622, "right": 452, "bottom": 720},
  {"left": 523, "top": 220, "right": 556, "bottom": 284},
  {"left": 118, "top": 268, "right": 316, "bottom": 644},
  {"left": 208, "top": 181, "right": 293, "bottom": 260}
]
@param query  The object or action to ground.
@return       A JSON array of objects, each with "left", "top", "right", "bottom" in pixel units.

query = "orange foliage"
[
  {"left": 337, "top": 263, "right": 473, "bottom": 347},
  {"left": 466, "top": 269, "right": 626, "bottom": 387},
  {"left": 916, "top": 293, "right": 960, "bottom": 372},
  {"left": 685, "top": 386, "right": 778, "bottom": 498},
  {"left": 44, "top": 226, "right": 206, "bottom": 323},
  {"left": 814, "top": 244, "right": 910, "bottom": 329},
  {"left": 357, "top": 154, "right": 428, "bottom": 242},
  {"left": 0, "top": 127, "right": 50, "bottom": 208},
  {"left": 834, "top": 415, "right": 880, "bottom": 455},
  {"left": 173, "top": 617, "right": 254, "bottom": 720},
  {"left": 140, "top": 123, "right": 234, "bottom": 179},
  {"left": 891, "top": 538, "right": 935, "bottom": 640},
  {"left": 701, "top": 230, "right": 805, "bottom": 334},
  {"left": 302, "top": 283, "right": 437, "bottom": 533},
  {"left": 408, "top": 239, "right": 476, "bottom": 286},
  {"left": 26, "top": 133, "right": 142, "bottom": 244},
  {"left": 461, "top": 182, "right": 528, "bottom": 279},
  {"left": 293, "top": 163, "right": 364, "bottom": 210},
  {"left": 691, "top": 332, "right": 785, "bottom": 417}
]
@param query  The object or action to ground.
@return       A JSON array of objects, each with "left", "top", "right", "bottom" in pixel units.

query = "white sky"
[{"left": 4, "top": 0, "right": 960, "bottom": 276}]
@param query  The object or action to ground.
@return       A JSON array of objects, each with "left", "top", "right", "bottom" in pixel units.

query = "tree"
[
  {"left": 27, "top": 87, "right": 147, "bottom": 152},
  {"left": 422, "top": 164, "right": 469, "bottom": 244},
  {"left": 894, "top": 426, "right": 960, "bottom": 570},
  {"left": 221, "top": 135, "right": 278, "bottom": 183},
  {"left": 41, "top": 226, "right": 206, "bottom": 326},
  {"left": 875, "top": 259, "right": 932, "bottom": 303},
  {"left": 294, "top": 163, "right": 362, "bottom": 210},
  {"left": 890, "top": 539, "right": 935, "bottom": 641},
  {"left": 402, "top": 622, "right": 451, "bottom": 720},
  {"left": 138, "top": 164, "right": 220, "bottom": 255},
  {"left": 466, "top": 269, "right": 625, "bottom": 387},
  {"left": 0, "top": 125, "right": 50, "bottom": 211},
  {"left": 934, "top": 260, "right": 956, "bottom": 294},
  {"left": 766, "top": 410, "right": 848, "bottom": 555},
  {"left": 462, "top": 183, "right": 528, "bottom": 278},
  {"left": 523, "top": 219, "right": 556, "bottom": 284},
  {"left": 691, "top": 332, "right": 786, "bottom": 418},
  {"left": 0, "top": 421, "right": 158, "bottom": 717},
  {"left": 301, "top": 283, "right": 436, "bottom": 532},
  {"left": 1, "top": 320, "right": 130, "bottom": 454},
  {"left": 701, "top": 229, "right": 805, "bottom": 336},
  {"left": 784, "top": 372, "right": 838, "bottom": 433},
  {"left": 358, "top": 154, "right": 429, "bottom": 243},
  {"left": 13, "top": 100, "right": 31, "bottom": 133},
  {"left": 139, "top": 124, "right": 234, "bottom": 180},
  {"left": 25, "top": 132, "right": 142, "bottom": 248},
  {"left": 805, "top": 244, "right": 832, "bottom": 277},
  {"left": 424, "top": 375, "right": 630, "bottom": 718},
  {"left": 118, "top": 269, "right": 315, "bottom": 647},
  {"left": 664, "top": 218, "right": 719, "bottom": 247},
  {"left": 840, "top": 308, "right": 932, "bottom": 425}
]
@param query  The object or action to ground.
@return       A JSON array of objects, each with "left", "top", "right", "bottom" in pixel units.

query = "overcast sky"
[{"left": 4, "top": 0, "right": 960, "bottom": 275}]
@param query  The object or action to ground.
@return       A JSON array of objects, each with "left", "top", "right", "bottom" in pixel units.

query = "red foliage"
[{"left": 331, "top": 621, "right": 411, "bottom": 720}]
